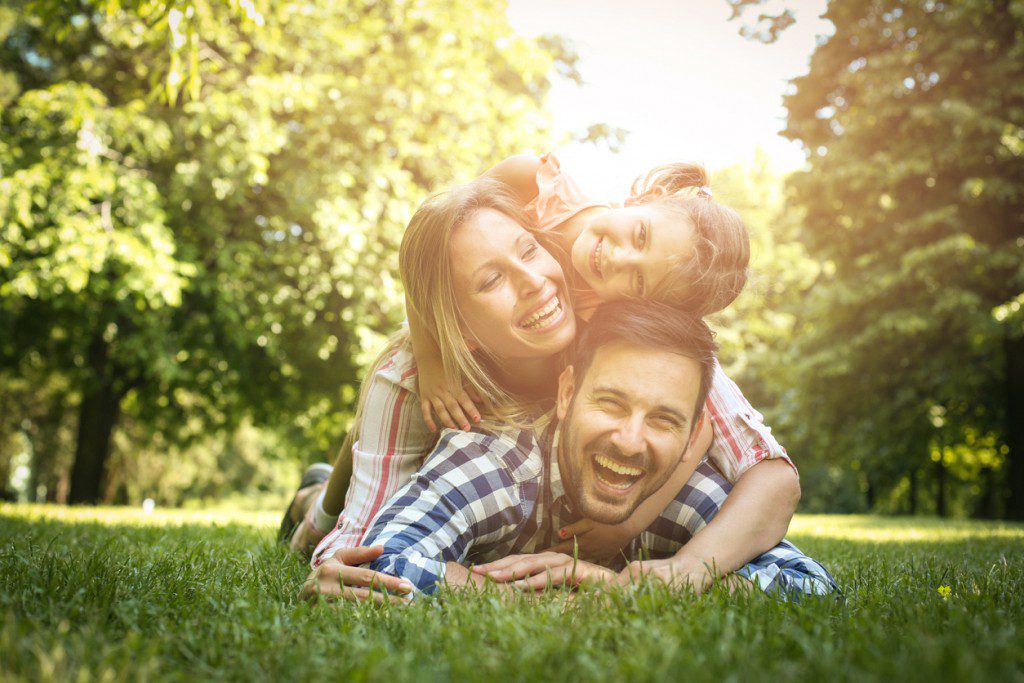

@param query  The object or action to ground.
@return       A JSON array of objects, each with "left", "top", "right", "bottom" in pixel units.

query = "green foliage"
[
  {"left": 0, "top": 0, "right": 571, "bottom": 499},
  {"left": 2, "top": 506, "right": 1023, "bottom": 680},
  {"left": 780, "top": 0, "right": 1024, "bottom": 515}
]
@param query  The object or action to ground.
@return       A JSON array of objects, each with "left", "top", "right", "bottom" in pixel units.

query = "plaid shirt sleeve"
[
  {"left": 362, "top": 429, "right": 538, "bottom": 594},
  {"left": 310, "top": 343, "right": 434, "bottom": 568},
  {"left": 642, "top": 462, "right": 840, "bottom": 600},
  {"left": 704, "top": 361, "right": 798, "bottom": 483}
]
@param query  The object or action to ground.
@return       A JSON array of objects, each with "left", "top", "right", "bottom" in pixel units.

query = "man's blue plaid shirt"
[{"left": 363, "top": 422, "right": 839, "bottom": 599}]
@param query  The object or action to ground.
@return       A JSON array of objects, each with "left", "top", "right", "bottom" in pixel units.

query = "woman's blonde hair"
[
  {"left": 628, "top": 163, "right": 750, "bottom": 316},
  {"left": 342, "top": 178, "right": 557, "bottom": 459}
]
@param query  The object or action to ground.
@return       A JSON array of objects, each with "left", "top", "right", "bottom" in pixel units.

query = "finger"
[
  {"left": 317, "top": 583, "right": 407, "bottom": 604},
  {"left": 514, "top": 567, "right": 573, "bottom": 591},
  {"left": 442, "top": 396, "right": 471, "bottom": 431},
  {"left": 338, "top": 567, "right": 414, "bottom": 594},
  {"left": 432, "top": 400, "right": 457, "bottom": 431},
  {"left": 486, "top": 555, "right": 564, "bottom": 581},
  {"left": 420, "top": 400, "right": 437, "bottom": 432},
  {"left": 472, "top": 554, "right": 532, "bottom": 573},
  {"left": 456, "top": 392, "right": 481, "bottom": 424},
  {"left": 544, "top": 540, "right": 575, "bottom": 554},
  {"left": 334, "top": 545, "right": 385, "bottom": 566},
  {"left": 557, "top": 519, "right": 595, "bottom": 540}
]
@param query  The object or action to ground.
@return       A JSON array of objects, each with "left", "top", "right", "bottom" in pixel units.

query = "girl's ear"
[{"left": 555, "top": 365, "right": 576, "bottom": 421}]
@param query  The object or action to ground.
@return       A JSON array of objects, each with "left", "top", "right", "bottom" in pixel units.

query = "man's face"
[{"left": 556, "top": 341, "right": 702, "bottom": 525}]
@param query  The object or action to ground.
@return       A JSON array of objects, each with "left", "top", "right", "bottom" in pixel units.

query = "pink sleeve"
[
  {"left": 310, "top": 345, "right": 435, "bottom": 567},
  {"left": 703, "top": 361, "right": 797, "bottom": 483},
  {"left": 524, "top": 153, "right": 606, "bottom": 232}
]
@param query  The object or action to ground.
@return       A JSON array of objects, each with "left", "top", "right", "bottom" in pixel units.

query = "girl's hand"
[
  {"left": 417, "top": 360, "right": 481, "bottom": 432},
  {"left": 542, "top": 518, "right": 639, "bottom": 563},
  {"left": 471, "top": 552, "right": 615, "bottom": 591},
  {"left": 299, "top": 546, "right": 414, "bottom": 604}
]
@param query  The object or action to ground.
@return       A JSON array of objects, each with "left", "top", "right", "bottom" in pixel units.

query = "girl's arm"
[
  {"left": 658, "top": 459, "right": 799, "bottom": 589},
  {"left": 407, "top": 296, "right": 480, "bottom": 432},
  {"left": 482, "top": 154, "right": 542, "bottom": 204}
]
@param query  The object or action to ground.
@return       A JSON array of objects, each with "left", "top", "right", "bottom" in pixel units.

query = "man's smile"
[{"left": 591, "top": 452, "right": 644, "bottom": 493}]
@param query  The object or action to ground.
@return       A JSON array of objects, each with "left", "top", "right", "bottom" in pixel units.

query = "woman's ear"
[{"left": 555, "top": 366, "right": 576, "bottom": 421}]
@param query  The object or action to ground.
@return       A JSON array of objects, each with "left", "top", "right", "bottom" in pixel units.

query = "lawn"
[{"left": 1, "top": 504, "right": 1022, "bottom": 682}]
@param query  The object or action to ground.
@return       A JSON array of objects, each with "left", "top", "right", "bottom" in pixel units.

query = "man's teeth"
[
  {"left": 595, "top": 454, "right": 643, "bottom": 477},
  {"left": 520, "top": 297, "right": 561, "bottom": 330}
]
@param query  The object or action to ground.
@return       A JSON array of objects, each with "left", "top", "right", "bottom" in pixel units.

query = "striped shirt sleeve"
[
  {"left": 704, "top": 361, "right": 797, "bottom": 483},
  {"left": 311, "top": 344, "right": 435, "bottom": 568}
]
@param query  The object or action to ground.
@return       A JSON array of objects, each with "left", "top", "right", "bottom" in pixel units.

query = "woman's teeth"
[{"left": 519, "top": 296, "right": 562, "bottom": 331}]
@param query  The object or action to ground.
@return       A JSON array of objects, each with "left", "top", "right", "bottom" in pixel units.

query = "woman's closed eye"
[{"left": 479, "top": 272, "right": 502, "bottom": 292}]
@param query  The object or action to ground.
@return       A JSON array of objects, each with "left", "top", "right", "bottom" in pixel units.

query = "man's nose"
[{"left": 609, "top": 412, "right": 646, "bottom": 457}]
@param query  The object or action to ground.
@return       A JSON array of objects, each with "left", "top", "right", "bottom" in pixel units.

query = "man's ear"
[
  {"left": 680, "top": 410, "right": 708, "bottom": 462},
  {"left": 555, "top": 365, "right": 576, "bottom": 421}
]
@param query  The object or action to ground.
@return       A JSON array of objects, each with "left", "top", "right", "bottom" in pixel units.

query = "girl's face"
[
  {"left": 452, "top": 208, "right": 577, "bottom": 361},
  {"left": 570, "top": 204, "right": 694, "bottom": 301}
]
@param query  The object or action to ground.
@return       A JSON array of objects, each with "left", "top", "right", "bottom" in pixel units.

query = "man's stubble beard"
[{"left": 558, "top": 394, "right": 644, "bottom": 525}]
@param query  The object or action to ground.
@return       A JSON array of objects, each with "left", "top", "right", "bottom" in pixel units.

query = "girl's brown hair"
[{"left": 628, "top": 163, "right": 750, "bottom": 316}]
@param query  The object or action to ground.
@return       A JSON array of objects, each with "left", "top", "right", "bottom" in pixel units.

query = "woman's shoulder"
[{"left": 370, "top": 339, "right": 419, "bottom": 394}]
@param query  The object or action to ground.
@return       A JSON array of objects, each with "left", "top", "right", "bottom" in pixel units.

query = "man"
[{"left": 303, "top": 301, "right": 837, "bottom": 600}]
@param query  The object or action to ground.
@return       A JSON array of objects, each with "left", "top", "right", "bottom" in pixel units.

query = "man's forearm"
[{"left": 673, "top": 459, "right": 800, "bottom": 578}]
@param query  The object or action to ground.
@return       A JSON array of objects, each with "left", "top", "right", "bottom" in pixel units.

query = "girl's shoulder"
[{"left": 525, "top": 152, "right": 608, "bottom": 233}]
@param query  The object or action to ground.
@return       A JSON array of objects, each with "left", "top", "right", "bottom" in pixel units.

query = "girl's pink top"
[{"left": 524, "top": 153, "right": 606, "bottom": 321}]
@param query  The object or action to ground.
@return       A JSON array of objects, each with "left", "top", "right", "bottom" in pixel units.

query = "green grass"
[{"left": 1, "top": 504, "right": 1022, "bottom": 682}]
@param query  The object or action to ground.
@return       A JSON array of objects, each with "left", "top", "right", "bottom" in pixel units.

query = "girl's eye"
[
  {"left": 636, "top": 223, "right": 648, "bottom": 249},
  {"left": 522, "top": 243, "right": 538, "bottom": 260}
]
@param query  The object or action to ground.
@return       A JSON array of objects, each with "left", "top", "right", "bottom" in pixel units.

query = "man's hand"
[
  {"left": 472, "top": 552, "right": 616, "bottom": 591},
  {"left": 299, "top": 546, "right": 414, "bottom": 604},
  {"left": 542, "top": 519, "right": 634, "bottom": 564}
]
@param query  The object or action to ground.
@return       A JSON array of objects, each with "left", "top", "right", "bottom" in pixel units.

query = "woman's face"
[{"left": 451, "top": 208, "right": 577, "bottom": 362}]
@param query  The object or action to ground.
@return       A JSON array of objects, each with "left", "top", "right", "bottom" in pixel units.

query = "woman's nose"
[{"left": 511, "top": 261, "right": 546, "bottom": 296}]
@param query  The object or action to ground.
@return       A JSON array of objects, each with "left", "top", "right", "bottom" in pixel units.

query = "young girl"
[{"left": 289, "top": 156, "right": 798, "bottom": 583}]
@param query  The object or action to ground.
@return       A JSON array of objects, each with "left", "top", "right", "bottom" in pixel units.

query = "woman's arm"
[{"left": 310, "top": 342, "right": 435, "bottom": 567}]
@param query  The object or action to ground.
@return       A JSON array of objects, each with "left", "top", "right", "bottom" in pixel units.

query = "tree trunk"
[
  {"left": 908, "top": 467, "right": 918, "bottom": 515},
  {"left": 1005, "top": 333, "right": 1024, "bottom": 520},
  {"left": 935, "top": 457, "right": 947, "bottom": 518},
  {"left": 68, "top": 334, "right": 123, "bottom": 505}
]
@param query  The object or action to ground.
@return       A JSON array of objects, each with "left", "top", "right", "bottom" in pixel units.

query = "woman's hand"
[
  {"left": 471, "top": 552, "right": 616, "bottom": 591},
  {"left": 299, "top": 546, "right": 414, "bottom": 604},
  {"left": 416, "top": 358, "right": 481, "bottom": 432},
  {"left": 542, "top": 518, "right": 639, "bottom": 563}
]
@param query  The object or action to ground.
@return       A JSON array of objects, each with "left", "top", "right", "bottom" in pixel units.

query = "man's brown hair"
[{"left": 574, "top": 300, "right": 719, "bottom": 418}]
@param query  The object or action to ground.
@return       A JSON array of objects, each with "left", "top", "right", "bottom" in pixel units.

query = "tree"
[
  {"left": 780, "top": 0, "right": 1024, "bottom": 517},
  {"left": 0, "top": 0, "right": 572, "bottom": 503}
]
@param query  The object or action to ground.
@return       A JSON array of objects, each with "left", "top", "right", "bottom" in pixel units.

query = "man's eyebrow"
[{"left": 592, "top": 385, "right": 690, "bottom": 425}]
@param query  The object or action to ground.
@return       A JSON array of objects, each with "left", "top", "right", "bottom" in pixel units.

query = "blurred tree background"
[{"left": 1, "top": 0, "right": 1021, "bottom": 519}]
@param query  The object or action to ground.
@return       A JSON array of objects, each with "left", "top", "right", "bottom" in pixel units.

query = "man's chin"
[{"left": 578, "top": 492, "right": 638, "bottom": 525}]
